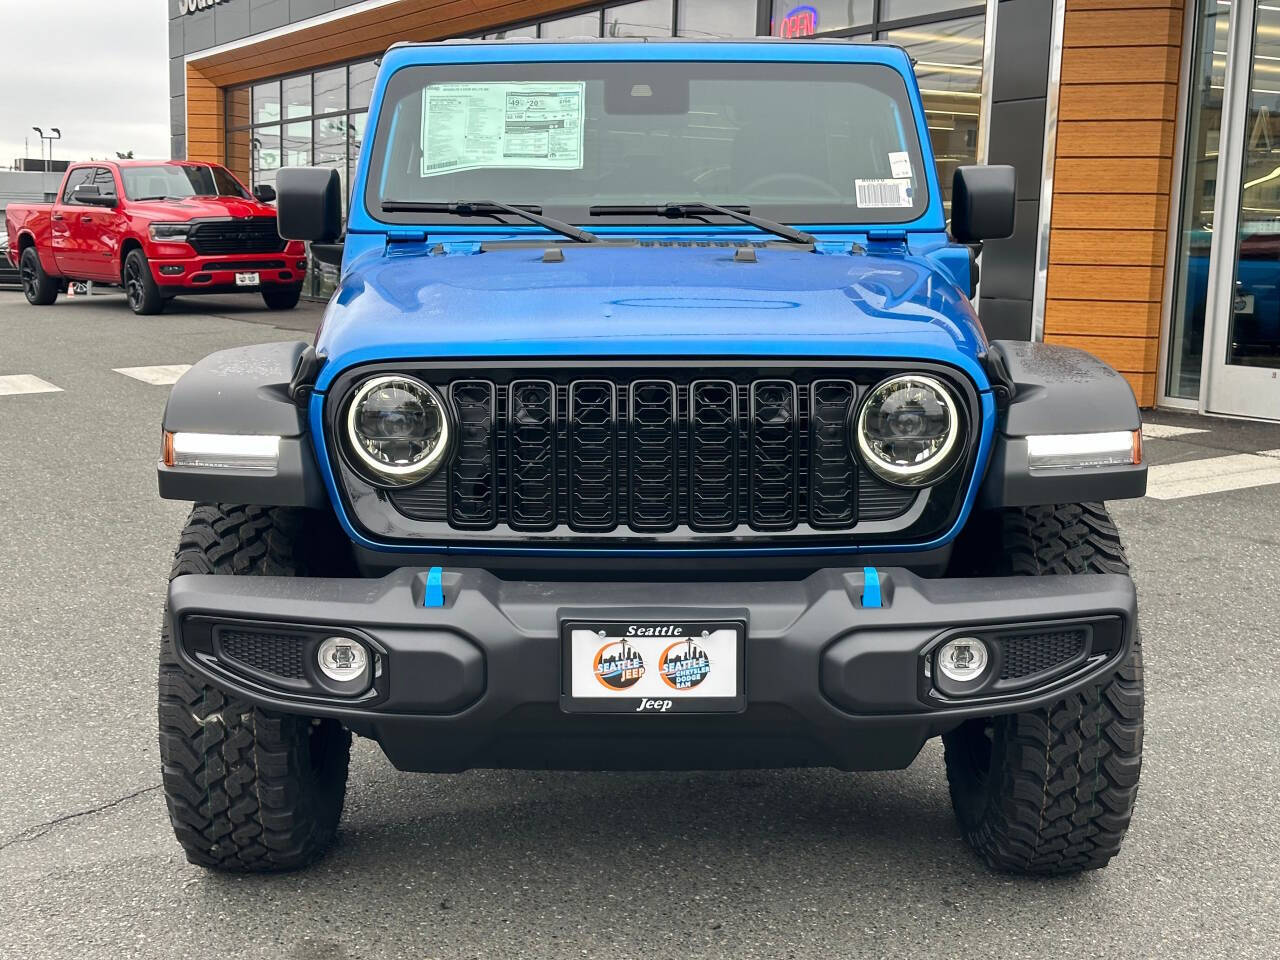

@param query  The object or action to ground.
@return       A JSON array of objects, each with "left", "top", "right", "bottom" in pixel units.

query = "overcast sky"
[{"left": 0, "top": 0, "right": 171, "bottom": 167}]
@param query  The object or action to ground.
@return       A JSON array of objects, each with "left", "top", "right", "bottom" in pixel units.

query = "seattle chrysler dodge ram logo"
[{"left": 178, "top": 0, "right": 232, "bottom": 14}]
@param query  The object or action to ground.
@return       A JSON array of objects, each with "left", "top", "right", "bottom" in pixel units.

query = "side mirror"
[
  {"left": 276, "top": 167, "right": 342, "bottom": 242},
  {"left": 950, "top": 165, "right": 1015, "bottom": 243},
  {"left": 73, "top": 183, "right": 117, "bottom": 208},
  {"left": 252, "top": 183, "right": 277, "bottom": 203}
]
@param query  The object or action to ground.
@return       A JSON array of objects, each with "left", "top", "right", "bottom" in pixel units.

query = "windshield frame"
[{"left": 357, "top": 44, "right": 941, "bottom": 234}]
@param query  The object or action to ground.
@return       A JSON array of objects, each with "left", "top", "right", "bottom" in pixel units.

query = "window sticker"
[
  {"left": 855, "top": 178, "right": 913, "bottom": 209},
  {"left": 420, "top": 82, "right": 585, "bottom": 177},
  {"left": 888, "top": 151, "right": 913, "bottom": 180}
]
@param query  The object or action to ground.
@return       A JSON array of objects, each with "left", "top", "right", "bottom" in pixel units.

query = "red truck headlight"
[{"left": 149, "top": 222, "right": 191, "bottom": 243}]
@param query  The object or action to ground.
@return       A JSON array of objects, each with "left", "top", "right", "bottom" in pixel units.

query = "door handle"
[
  {"left": 51, "top": 214, "right": 64, "bottom": 222},
  {"left": 80, "top": 215, "right": 93, "bottom": 224}
]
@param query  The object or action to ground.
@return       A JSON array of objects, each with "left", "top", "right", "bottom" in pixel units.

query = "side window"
[
  {"left": 93, "top": 167, "right": 118, "bottom": 199},
  {"left": 60, "top": 167, "right": 94, "bottom": 204}
]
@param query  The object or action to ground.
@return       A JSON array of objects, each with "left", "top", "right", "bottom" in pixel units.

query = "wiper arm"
[
  {"left": 588, "top": 202, "right": 816, "bottom": 245},
  {"left": 380, "top": 199, "right": 600, "bottom": 243}
]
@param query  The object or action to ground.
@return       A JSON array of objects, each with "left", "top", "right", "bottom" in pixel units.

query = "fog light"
[
  {"left": 317, "top": 636, "right": 368, "bottom": 682},
  {"left": 937, "top": 637, "right": 989, "bottom": 683}
]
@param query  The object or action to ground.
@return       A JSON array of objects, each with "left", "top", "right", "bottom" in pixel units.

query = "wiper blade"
[
  {"left": 588, "top": 202, "right": 816, "bottom": 245},
  {"left": 381, "top": 199, "right": 600, "bottom": 243}
]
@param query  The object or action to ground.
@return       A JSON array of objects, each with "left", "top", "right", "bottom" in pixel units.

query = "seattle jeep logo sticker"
[
  {"left": 659, "top": 639, "right": 711, "bottom": 690},
  {"left": 593, "top": 640, "right": 645, "bottom": 690}
]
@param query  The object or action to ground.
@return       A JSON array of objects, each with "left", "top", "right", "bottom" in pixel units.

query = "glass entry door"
[{"left": 1205, "top": 0, "right": 1280, "bottom": 417}]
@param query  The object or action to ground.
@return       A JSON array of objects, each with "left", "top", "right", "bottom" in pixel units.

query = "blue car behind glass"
[{"left": 156, "top": 38, "right": 1149, "bottom": 876}]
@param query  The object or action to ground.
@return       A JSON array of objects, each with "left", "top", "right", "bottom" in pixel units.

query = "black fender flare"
[
  {"left": 157, "top": 341, "right": 326, "bottom": 508},
  {"left": 980, "top": 340, "right": 1147, "bottom": 507}
]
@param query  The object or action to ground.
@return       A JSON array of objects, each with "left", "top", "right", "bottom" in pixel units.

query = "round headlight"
[
  {"left": 854, "top": 374, "right": 961, "bottom": 486},
  {"left": 345, "top": 375, "right": 451, "bottom": 485}
]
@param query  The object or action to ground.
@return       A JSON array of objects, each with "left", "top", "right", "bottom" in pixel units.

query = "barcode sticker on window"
[{"left": 855, "top": 178, "right": 913, "bottom": 208}]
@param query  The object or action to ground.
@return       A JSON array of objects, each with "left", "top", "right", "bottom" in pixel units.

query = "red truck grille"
[{"left": 186, "top": 218, "right": 286, "bottom": 256}]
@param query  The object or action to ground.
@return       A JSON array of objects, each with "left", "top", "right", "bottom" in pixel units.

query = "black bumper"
[{"left": 166, "top": 567, "right": 1137, "bottom": 773}]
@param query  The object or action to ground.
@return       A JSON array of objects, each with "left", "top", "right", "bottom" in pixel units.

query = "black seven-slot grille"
[
  {"left": 186, "top": 217, "right": 286, "bottom": 256},
  {"left": 386, "top": 375, "right": 934, "bottom": 535}
]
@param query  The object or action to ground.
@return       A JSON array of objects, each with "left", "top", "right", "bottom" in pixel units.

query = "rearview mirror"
[
  {"left": 252, "top": 183, "right": 277, "bottom": 203},
  {"left": 276, "top": 167, "right": 342, "bottom": 242},
  {"left": 950, "top": 165, "right": 1015, "bottom": 243},
  {"left": 73, "top": 183, "right": 117, "bottom": 208}
]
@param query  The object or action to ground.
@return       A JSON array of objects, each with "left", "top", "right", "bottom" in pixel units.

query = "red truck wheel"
[
  {"left": 20, "top": 247, "right": 58, "bottom": 306},
  {"left": 123, "top": 249, "right": 165, "bottom": 315}
]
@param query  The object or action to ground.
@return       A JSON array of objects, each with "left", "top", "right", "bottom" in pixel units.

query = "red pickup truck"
[{"left": 5, "top": 159, "right": 308, "bottom": 314}]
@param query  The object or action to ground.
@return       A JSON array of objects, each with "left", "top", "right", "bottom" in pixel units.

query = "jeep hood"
[{"left": 314, "top": 245, "right": 989, "bottom": 392}]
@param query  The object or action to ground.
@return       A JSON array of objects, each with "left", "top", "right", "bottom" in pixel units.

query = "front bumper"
[
  {"left": 149, "top": 251, "right": 307, "bottom": 292},
  {"left": 166, "top": 567, "right": 1136, "bottom": 772}
]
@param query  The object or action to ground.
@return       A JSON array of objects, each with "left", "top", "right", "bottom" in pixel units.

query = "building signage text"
[{"left": 178, "top": 0, "right": 232, "bottom": 15}]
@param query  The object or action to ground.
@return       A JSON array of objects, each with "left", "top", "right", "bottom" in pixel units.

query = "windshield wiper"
[
  {"left": 589, "top": 202, "right": 816, "bottom": 245},
  {"left": 380, "top": 199, "right": 600, "bottom": 243}
]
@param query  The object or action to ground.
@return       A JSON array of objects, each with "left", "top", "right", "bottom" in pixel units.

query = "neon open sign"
[{"left": 775, "top": 5, "right": 818, "bottom": 38}]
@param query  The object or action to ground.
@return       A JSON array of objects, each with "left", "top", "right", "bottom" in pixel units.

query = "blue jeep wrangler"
[{"left": 157, "top": 38, "right": 1147, "bottom": 876}]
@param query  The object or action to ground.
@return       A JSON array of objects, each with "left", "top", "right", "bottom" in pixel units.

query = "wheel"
[
  {"left": 123, "top": 248, "right": 165, "bottom": 315},
  {"left": 262, "top": 286, "right": 302, "bottom": 310},
  {"left": 942, "top": 502, "right": 1144, "bottom": 875},
  {"left": 19, "top": 247, "right": 58, "bottom": 305},
  {"left": 158, "top": 503, "right": 352, "bottom": 872}
]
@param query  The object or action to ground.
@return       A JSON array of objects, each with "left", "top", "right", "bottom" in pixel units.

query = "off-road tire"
[
  {"left": 20, "top": 246, "right": 58, "bottom": 305},
  {"left": 942, "top": 502, "right": 1144, "bottom": 875},
  {"left": 123, "top": 248, "right": 165, "bottom": 315},
  {"left": 158, "top": 503, "right": 351, "bottom": 872},
  {"left": 262, "top": 285, "right": 302, "bottom": 310}
]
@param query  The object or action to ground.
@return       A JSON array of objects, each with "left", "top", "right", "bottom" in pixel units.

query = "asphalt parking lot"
[{"left": 0, "top": 287, "right": 1277, "bottom": 960}]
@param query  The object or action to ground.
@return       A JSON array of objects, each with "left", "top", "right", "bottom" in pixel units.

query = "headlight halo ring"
[
  {"left": 343, "top": 373, "right": 453, "bottom": 486},
  {"left": 853, "top": 372, "right": 964, "bottom": 487}
]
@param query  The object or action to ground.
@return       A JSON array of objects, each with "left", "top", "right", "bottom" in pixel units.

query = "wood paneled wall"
[{"left": 1044, "top": 0, "right": 1185, "bottom": 406}]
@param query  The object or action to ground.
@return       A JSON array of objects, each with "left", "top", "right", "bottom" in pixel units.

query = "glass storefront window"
[
  {"left": 881, "top": 0, "right": 975, "bottom": 20},
  {"left": 605, "top": 0, "right": 673, "bottom": 36},
  {"left": 252, "top": 81, "right": 279, "bottom": 125},
  {"left": 486, "top": 25, "right": 537, "bottom": 39},
  {"left": 541, "top": 12, "right": 602, "bottom": 37},
  {"left": 314, "top": 67, "right": 347, "bottom": 115},
  {"left": 283, "top": 121, "right": 310, "bottom": 167},
  {"left": 252, "top": 125, "right": 280, "bottom": 189},
  {"left": 349, "top": 61, "right": 378, "bottom": 112},
  {"left": 882, "top": 17, "right": 984, "bottom": 211},
  {"left": 678, "top": 0, "right": 756, "bottom": 37},
  {"left": 770, "top": 0, "right": 871, "bottom": 38},
  {"left": 1167, "top": 0, "right": 1231, "bottom": 399},
  {"left": 282, "top": 75, "right": 310, "bottom": 119}
]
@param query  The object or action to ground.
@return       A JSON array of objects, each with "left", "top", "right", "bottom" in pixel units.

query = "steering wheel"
[{"left": 743, "top": 173, "right": 842, "bottom": 200}]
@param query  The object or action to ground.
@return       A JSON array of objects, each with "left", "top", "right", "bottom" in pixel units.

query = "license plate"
[
  {"left": 235, "top": 272, "right": 260, "bottom": 287},
  {"left": 561, "top": 620, "right": 745, "bottom": 714}
]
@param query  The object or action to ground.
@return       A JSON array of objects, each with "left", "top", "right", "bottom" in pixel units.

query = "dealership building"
[{"left": 168, "top": 0, "right": 1279, "bottom": 422}]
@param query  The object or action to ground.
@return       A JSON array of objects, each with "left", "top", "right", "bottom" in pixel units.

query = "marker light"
[
  {"left": 162, "top": 431, "right": 280, "bottom": 471},
  {"left": 937, "top": 637, "right": 989, "bottom": 683},
  {"left": 317, "top": 636, "right": 369, "bottom": 683},
  {"left": 1025, "top": 431, "right": 1141, "bottom": 470}
]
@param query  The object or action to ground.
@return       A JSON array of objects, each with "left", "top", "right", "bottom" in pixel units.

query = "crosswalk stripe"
[
  {"left": 1141, "top": 423, "right": 1208, "bottom": 440},
  {"left": 1146, "top": 452, "right": 1280, "bottom": 500},
  {"left": 113, "top": 365, "right": 192, "bottom": 385},
  {"left": 0, "top": 374, "right": 62, "bottom": 396}
]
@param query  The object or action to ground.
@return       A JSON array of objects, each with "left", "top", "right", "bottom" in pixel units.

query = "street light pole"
[{"left": 31, "top": 126, "right": 62, "bottom": 198}]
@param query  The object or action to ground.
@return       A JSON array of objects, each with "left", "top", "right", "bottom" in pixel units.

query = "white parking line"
[
  {"left": 1142, "top": 423, "right": 1208, "bottom": 440},
  {"left": 0, "top": 374, "right": 62, "bottom": 396},
  {"left": 113, "top": 364, "right": 191, "bottom": 385},
  {"left": 1146, "top": 452, "right": 1280, "bottom": 500}
]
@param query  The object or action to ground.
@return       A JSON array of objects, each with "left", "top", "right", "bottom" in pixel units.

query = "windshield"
[
  {"left": 121, "top": 164, "right": 250, "bottom": 201},
  {"left": 367, "top": 60, "right": 929, "bottom": 226}
]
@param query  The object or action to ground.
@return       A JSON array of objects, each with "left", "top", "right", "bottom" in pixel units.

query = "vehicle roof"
[
  {"left": 66, "top": 159, "right": 223, "bottom": 169},
  {"left": 389, "top": 35, "right": 895, "bottom": 52}
]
